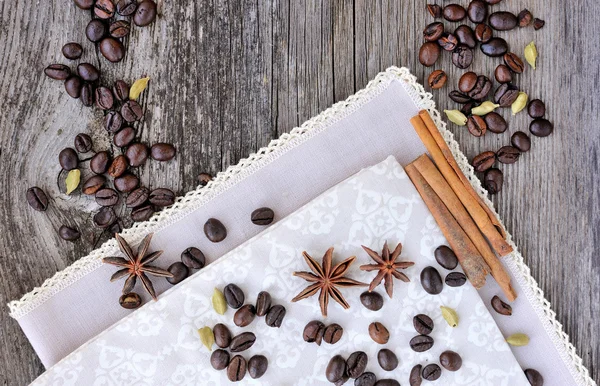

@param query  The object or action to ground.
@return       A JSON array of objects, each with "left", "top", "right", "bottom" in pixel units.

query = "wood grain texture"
[{"left": 0, "top": 0, "right": 598, "bottom": 383}]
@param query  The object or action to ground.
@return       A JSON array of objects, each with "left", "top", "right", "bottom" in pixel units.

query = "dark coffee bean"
[
  {"left": 110, "top": 20, "right": 131, "bottom": 38},
  {"left": 474, "top": 23, "right": 493, "bottom": 43},
  {"left": 26, "top": 187, "right": 49, "bottom": 211},
  {"left": 489, "top": 11, "right": 518, "bottom": 31},
  {"left": 166, "top": 262, "right": 188, "bottom": 285},
  {"left": 44, "top": 64, "right": 71, "bottom": 80},
  {"left": 437, "top": 32, "right": 458, "bottom": 51},
  {"left": 355, "top": 372, "right": 377, "bottom": 386},
  {"left": 251, "top": 207, "right": 275, "bottom": 225},
  {"left": 423, "top": 22, "right": 444, "bottom": 42},
  {"left": 494, "top": 83, "right": 519, "bottom": 107},
  {"left": 421, "top": 266, "right": 443, "bottom": 294},
  {"left": 229, "top": 331, "right": 256, "bottom": 352},
  {"left": 491, "top": 295, "right": 512, "bottom": 315},
  {"left": 529, "top": 119, "right": 553, "bottom": 137},
  {"left": 443, "top": 4, "right": 466, "bottom": 22},
  {"left": 458, "top": 72, "right": 477, "bottom": 93},
  {"left": 449, "top": 90, "right": 471, "bottom": 104},
  {"left": 409, "top": 364, "right": 423, "bottom": 386},
  {"left": 323, "top": 323, "right": 343, "bottom": 344},
  {"left": 94, "top": 0, "right": 115, "bottom": 19},
  {"left": 484, "top": 168, "right": 503, "bottom": 194},
  {"left": 472, "top": 151, "right": 496, "bottom": 172},
  {"left": 485, "top": 0, "right": 503, "bottom": 4},
  {"left": 181, "top": 247, "right": 205, "bottom": 269},
  {"left": 116, "top": 0, "right": 138, "bottom": 16},
  {"left": 418, "top": 42, "right": 441, "bottom": 67},
  {"left": 494, "top": 64, "right": 513, "bottom": 83},
  {"left": 360, "top": 291, "right": 384, "bottom": 311},
  {"left": 440, "top": 350, "right": 462, "bottom": 371},
  {"left": 410, "top": 335, "right": 434, "bottom": 352},
  {"left": 74, "top": 133, "right": 93, "bottom": 153},
  {"left": 227, "top": 355, "right": 247, "bottom": 382},
  {"left": 99, "top": 38, "right": 125, "bottom": 63},
  {"left": 335, "top": 374, "right": 349, "bottom": 386},
  {"left": 454, "top": 25, "right": 476, "bottom": 48},
  {"left": 422, "top": 364, "right": 441, "bottom": 381},
  {"left": 121, "top": 100, "right": 144, "bottom": 122},
  {"left": 427, "top": 69, "right": 447, "bottom": 89},
  {"left": 524, "top": 368, "right": 544, "bottom": 386},
  {"left": 303, "top": 320, "right": 326, "bottom": 345},
  {"left": 468, "top": 75, "right": 493, "bottom": 101},
  {"left": 113, "top": 80, "right": 130, "bottom": 102},
  {"left": 125, "top": 143, "right": 149, "bottom": 167},
  {"left": 374, "top": 380, "right": 400, "bottom": 386},
  {"left": 126, "top": 186, "right": 149, "bottom": 208},
  {"left": 108, "top": 155, "right": 128, "bottom": 178},
  {"left": 434, "top": 245, "right": 458, "bottom": 269},
  {"left": 467, "top": 0, "right": 487, "bottom": 23},
  {"left": 518, "top": 9, "right": 533, "bottom": 27},
  {"left": 376, "top": 349, "right": 398, "bottom": 371},
  {"left": 150, "top": 143, "right": 176, "bottom": 161},
  {"left": 467, "top": 115, "right": 487, "bottom": 137},
  {"left": 347, "top": 351, "right": 368, "bottom": 378},
  {"left": 445, "top": 272, "right": 467, "bottom": 287},
  {"left": 213, "top": 323, "right": 232, "bottom": 348},
  {"left": 83, "top": 175, "right": 106, "bottom": 195},
  {"left": 248, "top": 355, "right": 268, "bottom": 379},
  {"left": 95, "top": 188, "right": 119, "bottom": 207},
  {"left": 64, "top": 76, "right": 83, "bottom": 98},
  {"left": 90, "top": 151, "right": 111, "bottom": 174},
  {"left": 533, "top": 18, "right": 545, "bottom": 31},
  {"left": 255, "top": 291, "right": 272, "bottom": 316},
  {"left": 265, "top": 304, "right": 286, "bottom": 327},
  {"left": 104, "top": 111, "right": 124, "bottom": 133},
  {"left": 59, "top": 148, "right": 78, "bottom": 170},
  {"left": 504, "top": 52, "right": 524, "bottom": 73},
  {"left": 461, "top": 101, "right": 479, "bottom": 116},
  {"left": 62, "top": 43, "right": 83, "bottom": 60},
  {"left": 119, "top": 292, "right": 141, "bottom": 309},
  {"left": 59, "top": 225, "right": 80, "bottom": 241},
  {"left": 134, "top": 0, "right": 158, "bottom": 26},
  {"left": 511, "top": 131, "right": 531, "bottom": 152},
  {"left": 528, "top": 99, "right": 546, "bottom": 118},
  {"left": 114, "top": 173, "right": 139, "bottom": 193},
  {"left": 452, "top": 45, "right": 473, "bottom": 69},
  {"left": 149, "top": 188, "right": 175, "bottom": 207},
  {"left": 93, "top": 207, "right": 116, "bottom": 228},
  {"left": 481, "top": 37, "right": 508, "bottom": 57},
  {"left": 204, "top": 218, "right": 227, "bottom": 242},
  {"left": 198, "top": 172, "right": 213, "bottom": 186},
  {"left": 131, "top": 204, "right": 154, "bottom": 222},
  {"left": 74, "top": 0, "right": 94, "bottom": 9},
  {"left": 497, "top": 146, "right": 520, "bottom": 164},
  {"left": 95, "top": 86, "right": 114, "bottom": 110},
  {"left": 484, "top": 112, "right": 508, "bottom": 133},
  {"left": 223, "top": 283, "right": 245, "bottom": 308},
  {"left": 368, "top": 322, "right": 389, "bottom": 344},
  {"left": 114, "top": 127, "right": 136, "bottom": 147},
  {"left": 326, "top": 355, "right": 347, "bottom": 383},
  {"left": 108, "top": 221, "right": 122, "bottom": 234},
  {"left": 427, "top": 4, "right": 442, "bottom": 18},
  {"left": 210, "top": 349, "right": 230, "bottom": 370},
  {"left": 413, "top": 314, "right": 434, "bottom": 335},
  {"left": 86, "top": 20, "right": 107, "bottom": 43}
]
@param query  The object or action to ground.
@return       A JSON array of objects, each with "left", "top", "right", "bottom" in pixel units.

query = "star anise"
[
  {"left": 291, "top": 247, "right": 367, "bottom": 317},
  {"left": 102, "top": 233, "right": 173, "bottom": 301},
  {"left": 360, "top": 242, "right": 414, "bottom": 298}
]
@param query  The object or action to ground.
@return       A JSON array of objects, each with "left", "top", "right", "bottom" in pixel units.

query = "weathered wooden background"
[{"left": 0, "top": 0, "right": 598, "bottom": 383}]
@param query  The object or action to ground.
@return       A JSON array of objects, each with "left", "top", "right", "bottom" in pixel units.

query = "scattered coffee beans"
[
  {"left": 452, "top": 45, "right": 474, "bottom": 69},
  {"left": 126, "top": 186, "right": 149, "bottom": 208},
  {"left": 131, "top": 204, "right": 154, "bottom": 222},
  {"left": 149, "top": 188, "right": 175, "bottom": 207},
  {"left": 511, "top": 131, "right": 531, "bottom": 152},
  {"left": 251, "top": 207, "right": 275, "bottom": 225},
  {"left": 116, "top": 0, "right": 138, "bottom": 16},
  {"left": 265, "top": 304, "right": 286, "bottom": 327},
  {"left": 529, "top": 119, "right": 553, "bottom": 137},
  {"left": 474, "top": 23, "right": 492, "bottom": 43},
  {"left": 223, "top": 283, "right": 245, "bottom": 309},
  {"left": 26, "top": 187, "right": 49, "bottom": 211},
  {"left": 458, "top": 72, "right": 477, "bottom": 93},
  {"left": 248, "top": 355, "right": 268, "bottom": 379},
  {"left": 125, "top": 143, "right": 149, "bottom": 167},
  {"left": 437, "top": 32, "right": 458, "bottom": 51},
  {"left": 150, "top": 143, "right": 176, "bottom": 161},
  {"left": 99, "top": 37, "right": 126, "bottom": 63},
  {"left": 86, "top": 19, "right": 107, "bottom": 42},
  {"left": 489, "top": 11, "right": 518, "bottom": 31},
  {"left": 495, "top": 64, "right": 513, "bottom": 83},
  {"left": 114, "top": 127, "right": 136, "bottom": 147},
  {"left": 45, "top": 64, "right": 71, "bottom": 80},
  {"left": 374, "top": 379, "right": 400, "bottom": 386},
  {"left": 533, "top": 18, "right": 545, "bottom": 31},
  {"left": 524, "top": 368, "right": 544, "bottom": 386},
  {"left": 419, "top": 42, "right": 441, "bottom": 67},
  {"left": 413, "top": 314, "right": 434, "bottom": 335},
  {"left": 326, "top": 355, "right": 347, "bottom": 383},
  {"left": 234, "top": 304, "right": 256, "bottom": 327},
  {"left": 467, "top": 0, "right": 487, "bottom": 23},
  {"left": 323, "top": 323, "right": 343, "bottom": 344},
  {"left": 95, "top": 86, "right": 114, "bottom": 110},
  {"left": 255, "top": 291, "right": 272, "bottom": 316},
  {"left": 443, "top": 4, "right": 466, "bottom": 22},
  {"left": 368, "top": 322, "right": 390, "bottom": 344},
  {"left": 59, "top": 148, "right": 79, "bottom": 170},
  {"left": 481, "top": 37, "right": 508, "bottom": 57},
  {"left": 424, "top": 22, "right": 444, "bottom": 42},
  {"left": 420, "top": 266, "right": 443, "bottom": 294},
  {"left": 82, "top": 175, "right": 106, "bottom": 195},
  {"left": 491, "top": 295, "right": 513, "bottom": 315},
  {"left": 210, "top": 349, "right": 230, "bottom": 370},
  {"left": 377, "top": 349, "right": 398, "bottom": 371},
  {"left": 360, "top": 291, "right": 384, "bottom": 311},
  {"left": 119, "top": 292, "right": 142, "bottom": 309},
  {"left": 484, "top": 168, "right": 503, "bottom": 194},
  {"left": 227, "top": 355, "right": 247, "bottom": 382},
  {"left": 527, "top": 99, "right": 546, "bottom": 118},
  {"left": 229, "top": 332, "right": 256, "bottom": 352},
  {"left": 94, "top": 0, "right": 115, "bottom": 19},
  {"left": 422, "top": 364, "right": 442, "bottom": 381},
  {"left": 518, "top": 9, "right": 533, "bottom": 27},
  {"left": 355, "top": 372, "right": 377, "bottom": 386},
  {"left": 213, "top": 323, "right": 232, "bottom": 348},
  {"left": 409, "top": 335, "right": 435, "bottom": 352},
  {"left": 90, "top": 151, "right": 111, "bottom": 174},
  {"left": 166, "top": 262, "right": 188, "bottom": 285},
  {"left": 445, "top": 272, "right": 467, "bottom": 287},
  {"left": 93, "top": 206, "right": 116, "bottom": 228},
  {"left": 466, "top": 114, "right": 486, "bottom": 136},
  {"left": 409, "top": 364, "right": 423, "bottom": 386},
  {"left": 347, "top": 351, "right": 368, "bottom": 378},
  {"left": 95, "top": 188, "right": 119, "bottom": 207},
  {"left": 74, "top": 0, "right": 94, "bottom": 10},
  {"left": 497, "top": 146, "right": 520, "bottom": 164},
  {"left": 109, "top": 20, "right": 131, "bottom": 38},
  {"left": 494, "top": 83, "right": 520, "bottom": 106},
  {"left": 454, "top": 25, "right": 476, "bottom": 48},
  {"left": 484, "top": 112, "right": 508, "bottom": 133},
  {"left": 440, "top": 350, "right": 462, "bottom": 371},
  {"left": 59, "top": 225, "right": 80, "bottom": 241},
  {"left": 504, "top": 52, "right": 524, "bottom": 73},
  {"left": 74, "top": 133, "right": 93, "bottom": 153},
  {"left": 104, "top": 111, "right": 124, "bottom": 133},
  {"left": 303, "top": 320, "right": 325, "bottom": 345},
  {"left": 114, "top": 173, "right": 139, "bottom": 192},
  {"left": 134, "top": 0, "right": 158, "bottom": 26},
  {"left": 204, "top": 218, "right": 227, "bottom": 242},
  {"left": 62, "top": 42, "right": 83, "bottom": 60},
  {"left": 473, "top": 151, "right": 496, "bottom": 172},
  {"left": 427, "top": 4, "right": 442, "bottom": 18},
  {"left": 108, "top": 155, "right": 128, "bottom": 178}
]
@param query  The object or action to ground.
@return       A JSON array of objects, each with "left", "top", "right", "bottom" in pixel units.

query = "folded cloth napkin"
[{"left": 31, "top": 157, "right": 530, "bottom": 386}]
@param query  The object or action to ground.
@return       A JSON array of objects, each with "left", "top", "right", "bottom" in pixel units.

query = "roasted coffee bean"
[
  {"left": 485, "top": 0, "right": 503, "bottom": 4},
  {"left": 210, "top": 349, "right": 230, "bottom": 370},
  {"left": 119, "top": 292, "right": 141, "bottom": 309},
  {"left": 265, "top": 304, "right": 286, "bottom": 327},
  {"left": 150, "top": 143, "right": 176, "bottom": 161},
  {"left": 26, "top": 187, "right": 49, "bottom": 211},
  {"left": 86, "top": 20, "right": 107, "bottom": 42},
  {"left": 74, "top": 0, "right": 94, "bottom": 9},
  {"left": 423, "top": 22, "right": 444, "bottom": 42},
  {"left": 74, "top": 133, "right": 92, "bottom": 153},
  {"left": 45, "top": 64, "right": 71, "bottom": 80},
  {"left": 467, "top": 115, "right": 487, "bottom": 137},
  {"left": 323, "top": 323, "right": 343, "bottom": 344},
  {"left": 377, "top": 349, "right": 398, "bottom": 371},
  {"left": 484, "top": 112, "right": 508, "bottom": 133},
  {"left": 528, "top": 99, "right": 546, "bottom": 118},
  {"left": 121, "top": 100, "right": 144, "bottom": 122},
  {"left": 427, "top": 70, "right": 447, "bottom": 90},
  {"left": 213, "top": 323, "right": 232, "bottom": 348},
  {"left": 347, "top": 351, "right": 368, "bottom": 378},
  {"left": 449, "top": 90, "right": 471, "bottom": 104},
  {"left": 204, "top": 218, "right": 227, "bottom": 242},
  {"left": 418, "top": 42, "right": 441, "bottom": 67},
  {"left": 472, "top": 151, "right": 496, "bottom": 172},
  {"left": 59, "top": 225, "right": 80, "bottom": 241},
  {"left": 58, "top": 148, "right": 78, "bottom": 170},
  {"left": 374, "top": 379, "right": 400, "bottom": 386},
  {"left": 461, "top": 101, "right": 479, "bottom": 115},
  {"left": 80, "top": 83, "right": 94, "bottom": 106},
  {"left": 230, "top": 332, "right": 256, "bottom": 352},
  {"left": 468, "top": 75, "right": 493, "bottom": 101},
  {"left": 458, "top": 72, "right": 477, "bottom": 93},
  {"left": 443, "top": 4, "right": 466, "bottom": 22},
  {"left": 234, "top": 304, "right": 256, "bottom": 327},
  {"left": 440, "top": 350, "right": 462, "bottom": 371},
  {"left": 116, "top": 0, "right": 138, "bottom": 16},
  {"left": 481, "top": 37, "right": 508, "bottom": 57},
  {"left": 489, "top": 11, "right": 517, "bottom": 31},
  {"left": 108, "top": 155, "right": 128, "bottom": 178},
  {"left": 62, "top": 42, "right": 83, "bottom": 60},
  {"left": 511, "top": 131, "right": 531, "bottom": 152},
  {"left": 524, "top": 368, "right": 544, "bottom": 386},
  {"left": 104, "top": 111, "right": 124, "bottom": 133},
  {"left": 255, "top": 291, "right": 272, "bottom": 316},
  {"left": 452, "top": 45, "right": 473, "bottom": 69},
  {"left": 108, "top": 221, "right": 122, "bottom": 234},
  {"left": 518, "top": 9, "right": 533, "bottom": 27},
  {"left": 368, "top": 322, "right": 389, "bottom": 344},
  {"left": 90, "top": 151, "right": 110, "bottom": 174},
  {"left": 334, "top": 374, "right": 349, "bottom": 386},
  {"left": 409, "top": 364, "right": 423, "bottom": 386},
  {"left": 454, "top": 25, "right": 476, "bottom": 48},
  {"left": 434, "top": 245, "right": 458, "bottom": 269},
  {"left": 198, "top": 172, "right": 213, "bottom": 186},
  {"left": 445, "top": 272, "right": 467, "bottom": 287},
  {"left": 110, "top": 20, "right": 131, "bottom": 38},
  {"left": 303, "top": 320, "right": 326, "bottom": 345},
  {"left": 149, "top": 188, "right": 175, "bottom": 207},
  {"left": 248, "top": 355, "right": 268, "bottom": 379},
  {"left": 467, "top": 0, "right": 487, "bottom": 23},
  {"left": 113, "top": 80, "right": 130, "bottom": 102},
  {"left": 355, "top": 372, "right": 377, "bottom": 386},
  {"left": 94, "top": 0, "right": 115, "bottom": 19},
  {"left": 95, "top": 86, "right": 114, "bottom": 110},
  {"left": 427, "top": 4, "right": 442, "bottom": 18},
  {"left": 422, "top": 364, "right": 441, "bottom": 381},
  {"left": 494, "top": 83, "right": 519, "bottom": 107},
  {"left": 181, "top": 247, "right": 205, "bottom": 269},
  {"left": 484, "top": 168, "right": 503, "bottom": 194},
  {"left": 413, "top": 314, "right": 434, "bottom": 335},
  {"left": 125, "top": 143, "right": 149, "bottom": 167},
  {"left": 227, "top": 355, "right": 247, "bottom": 382},
  {"left": 95, "top": 188, "right": 119, "bottom": 207},
  {"left": 533, "top": 18, "right": 545, "bottom": 31},
  {"left": 326, "top": 355, "right": 347, "bottom": 383},
  {"left": 494, "top": 64, "right": 512, "bottom": 84},
  {"left": 421, "top": 266, "right": 443, "bottom": 294},
  {"left": 360, "top": 291, "right": 384, "bottom": 311},
  {"left": 497, "top": 146, "right": 520, "bottom": 164},
  {"left": 166, "top": 262, "right": 188, "bottom": 285},
  {"left": 99, "top": 38, "right": 125, "bottom": 63},
  {"left": 504, "top": 52, "right": 524, "bottom": 74},
  {"left": 134, "top": 0, "right": 158, "bottom": 26},
  {"left": 114, "top": 173, "right": 139, "bottom": 192},
  {"left": 126, "top": 187, "right": 149, "bottom": 208},
  {"left": 474, "top": 23, "right": 493, "bottom": 43},
  {"left": 114, "top": 127, "right": 136, "bottom": 147},
  {"left": 437, "top": 33, "right": 458, "bottom": 51},
  {"left": 223, "top": 283, "right": 245, "bottom": 308},
  {"left": 251, "top": 207, "right": 275, "bottom": 225},
  {"left": 410, "top": 335, "right": 434, "bottom": 352},
  {"left": 529, "top": 119, "right": 553, "bottom": 137},
  {"left": 491, "top": 295, "right": 512, "bottom": 315},
  {"left": 64, "top": 76, "right": 83, "bottom": 98},
  {"left": 131, "top": 204, "right": 154, "bottom": 222},
  {"left": 93, "top": 206, "right": 116, "bottom": 228}
]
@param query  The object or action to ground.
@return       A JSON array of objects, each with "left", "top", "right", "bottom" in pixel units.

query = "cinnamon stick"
[
  {"left": 412, "top": 154, "right": 516, "bottom": 301},
  {"left": 405, "top": 163, "right": 489, "bottom": 289},
  {"left": 410, "top": 113, "right": 513, "bottom": 257}
]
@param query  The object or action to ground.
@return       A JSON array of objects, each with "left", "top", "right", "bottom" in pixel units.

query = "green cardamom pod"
[
  {"left": 511, "top": 92, "right": 528, "bottom": 115},
  {"left": 524, "top": 42, "right": 537, "bottom": 69},
  {"left": 506, "top": 333, "right": 530, "bottom": 346},
  {"left": 440, "top": 306, "right": 459, "bottom": 327},
  {"left": 65, "top": 169, "right": 81, "bottom": 195},
  {"left": 198, "top": 326, "right": 214, "bottom": 351},
  {"left": 471, "top": 101, "right": 500, "bottom": 116},
  {"left": 444, "top": 110, "right": 467, "bottom": 126},
  {"left": 212, "top": 288, "right": 227, "bottom": 315}
]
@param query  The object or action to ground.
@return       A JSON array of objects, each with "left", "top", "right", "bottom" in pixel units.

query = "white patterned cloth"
[{"left": 31, "top": 157, "right": 530, "bottom": 386}]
